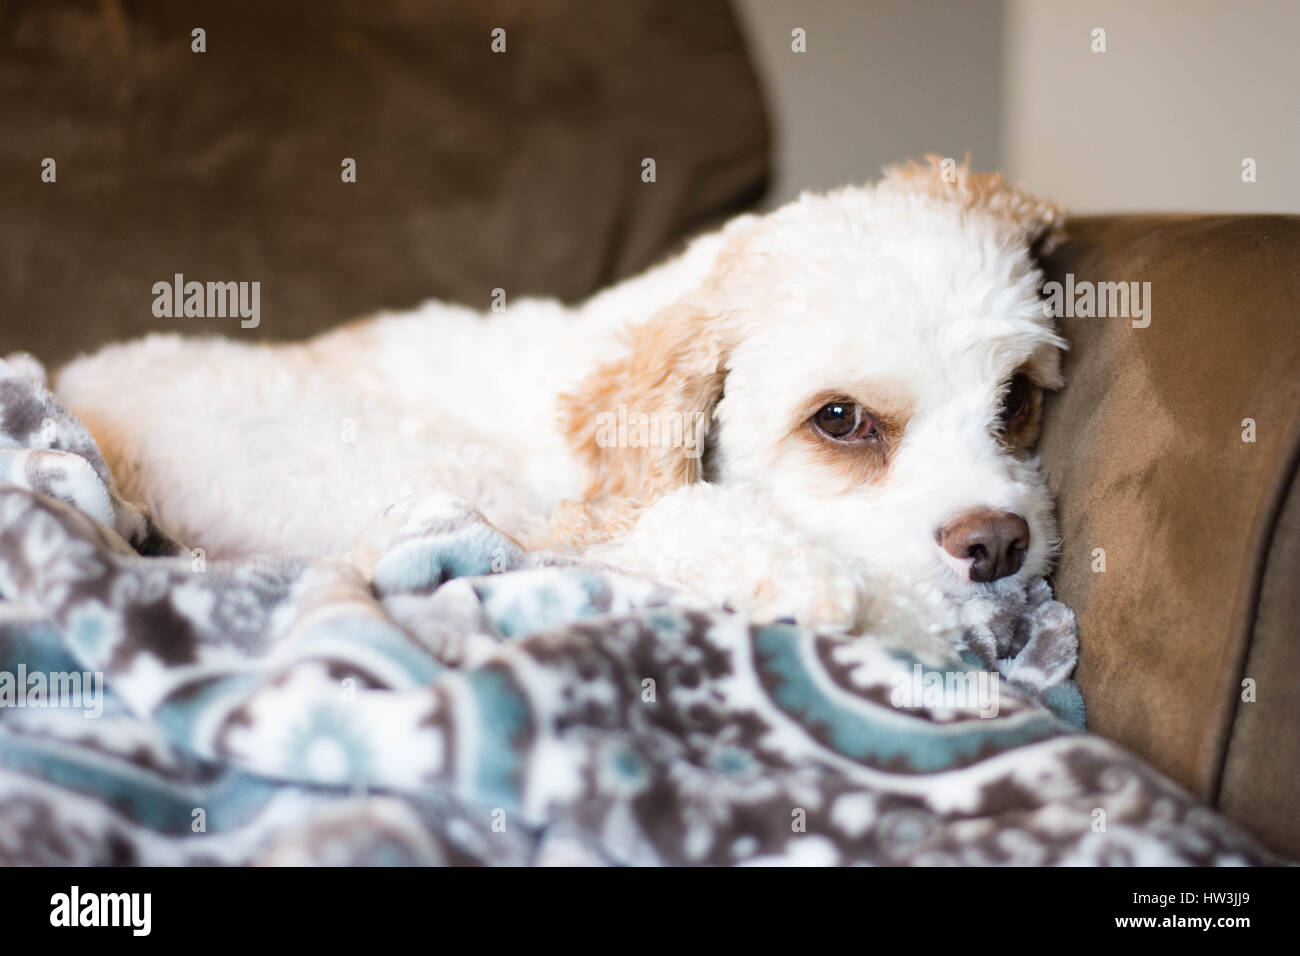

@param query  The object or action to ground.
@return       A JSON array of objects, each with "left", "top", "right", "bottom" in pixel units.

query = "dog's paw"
[
  {"left": 584, "top": 483, "right": 874, "bottom": 633},
  {"left": 719, "top": 548, "right": 871, "bottom": 634}
]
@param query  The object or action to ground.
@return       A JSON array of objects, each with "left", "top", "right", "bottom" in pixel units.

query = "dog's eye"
[
  {"left": 812, "top": 402, "right": 879, "bottom": 442},
  {"left": 999, "top": 373, "right": 1034, "bottom": 427}
]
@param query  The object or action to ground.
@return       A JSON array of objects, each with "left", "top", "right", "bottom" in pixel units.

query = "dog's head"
[{"left": 556, "top": 156, "right": 1066, "bottom": 601}]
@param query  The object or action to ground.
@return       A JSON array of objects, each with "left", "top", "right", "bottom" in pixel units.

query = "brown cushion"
[
  {"left": 0, "top": 0, "right": 769, "bottom": 364},
  {"left": 1218, "top": 459, "right": 1300, "bottom": 856},
  {"left": 1040, "top": 215, "right": 1300, "bottom": 857}
]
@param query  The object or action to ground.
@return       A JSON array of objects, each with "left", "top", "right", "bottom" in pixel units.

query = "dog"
[{"left": 54, "top": 156, "right": 1067, "bottom": 636}]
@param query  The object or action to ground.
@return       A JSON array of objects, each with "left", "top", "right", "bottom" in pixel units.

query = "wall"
[
  {"left": 1003, "top": 0, "right": 1300, "bottom": 213},
  {"left": 731, "top": 0, "right": 1003, "bottom": 207},
  {"left": 733, "top": 0, "right": 1300, "bottom": 213}
]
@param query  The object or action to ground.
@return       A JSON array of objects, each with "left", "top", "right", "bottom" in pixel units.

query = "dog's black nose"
[{"left": 937, "top": 510, "right": 1030, "bottom": 583}]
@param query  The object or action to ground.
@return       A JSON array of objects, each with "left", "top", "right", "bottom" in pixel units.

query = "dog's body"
[
  {"left": 55, "top": 220, "right": 730, "bottom": 558},
  {"left": 55, "top": 159, "right": 1067, "bottom": 635}
]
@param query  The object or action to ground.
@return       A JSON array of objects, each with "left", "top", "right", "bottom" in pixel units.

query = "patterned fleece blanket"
[{"left": 0, "top": 354, "right": 1277, "bottom": 865}]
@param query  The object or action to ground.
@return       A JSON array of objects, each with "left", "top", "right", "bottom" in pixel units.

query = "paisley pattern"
[{"left": 0, "top": 355, "right": 1276, "bottom": 865}]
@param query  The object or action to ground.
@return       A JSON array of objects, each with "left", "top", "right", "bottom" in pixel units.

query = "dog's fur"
[{"left": 55, "top": 157, "right": 1066, "bottom": 635}]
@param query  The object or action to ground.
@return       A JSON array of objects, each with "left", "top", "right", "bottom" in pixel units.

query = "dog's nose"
[{"left": 936, "top": 510, "right": 1030, "bottom": 583}]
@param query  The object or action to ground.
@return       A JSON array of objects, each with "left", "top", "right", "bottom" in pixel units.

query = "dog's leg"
[{"left": 586, "top": 483, "right": 874, "bottom": 634}]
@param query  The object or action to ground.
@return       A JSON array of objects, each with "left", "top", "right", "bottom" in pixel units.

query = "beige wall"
[
  {"left": 1003, "top": 0, "right": 1300, "bottom": 213},
  {"left": 732, "top": 0, "right": 1003, "bottom": 207},
  {"left": 733, "top": 0, "right": 1299, "bottom": 214}
]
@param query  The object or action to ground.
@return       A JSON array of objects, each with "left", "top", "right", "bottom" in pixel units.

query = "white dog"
[{"left": 54, "top": 157, "right": 1066, "bottom": 636}]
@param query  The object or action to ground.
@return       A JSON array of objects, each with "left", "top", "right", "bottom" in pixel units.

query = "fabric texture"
[
  {"left": 1039, "top": 214, "right": 1300, "bottom": 858},
  {"left": 0, "top": 353, "right": 1277, "bottom": 865}
]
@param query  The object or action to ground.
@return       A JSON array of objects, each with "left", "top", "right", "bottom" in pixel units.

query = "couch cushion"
[
  {"left": 0, "top": 0, "right": 769, "bottom": 364},
  {"left": 1218, "top": 458, "right": 1300, "bottom": 856},
  {"left": 1040, "top": 214, "right": 1300, "bottom": 856}
]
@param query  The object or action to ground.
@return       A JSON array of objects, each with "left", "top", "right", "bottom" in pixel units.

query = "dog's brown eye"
[
  {"left": 999, "top": 373, "right": 1034, "bottom": 426},
  {"left": 812, "top": 402, "right": 878, "bottom": 442}
]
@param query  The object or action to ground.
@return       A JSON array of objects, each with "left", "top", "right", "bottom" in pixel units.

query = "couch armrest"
[{"left": 1039, "top": 214, "right": 1300, "bottom": 858}]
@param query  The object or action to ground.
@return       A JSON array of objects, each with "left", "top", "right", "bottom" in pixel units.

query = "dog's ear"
[
  {"left": 552, "top": 292, "right": 731, "bottom": 549},
  {"left": 882, "top": 154, "right": 1066, "bottom": 257}
]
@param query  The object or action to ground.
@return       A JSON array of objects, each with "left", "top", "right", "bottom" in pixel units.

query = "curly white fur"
[{"left": 54, "top": 158, "right": 1067, "bottom": 638}]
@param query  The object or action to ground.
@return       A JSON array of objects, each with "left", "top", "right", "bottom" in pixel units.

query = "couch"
[
  {"left": 1, "top": 0, "right": 1296, "bottom": 860},
  {"left": 0, "top": 0, "right": 768, "bottom": 364},
  {"left": 1041, "top": 215, "right": 1300, "bottom": 857}
]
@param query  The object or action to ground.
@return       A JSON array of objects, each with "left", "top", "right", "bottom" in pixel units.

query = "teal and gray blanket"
[{"left": 0, "top": 355, "right": 1275, "bottom": 865}]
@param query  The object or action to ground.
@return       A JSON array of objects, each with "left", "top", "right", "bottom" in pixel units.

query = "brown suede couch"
[
  {"left": 2, "top": 1, "right": 1297, "bottom": 859},
  {"left": 0, "top": 0, "right": 768, "bottom": 364},
  {"left": 1041, "top": 216, "right": 1300, "bottom": 858}
]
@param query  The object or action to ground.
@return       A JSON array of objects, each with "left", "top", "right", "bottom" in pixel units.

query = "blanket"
[{"left": 0, "top": 354, "right": 1276, "bottom": 865}]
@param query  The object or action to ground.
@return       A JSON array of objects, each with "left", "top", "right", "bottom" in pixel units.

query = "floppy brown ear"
[
  {"left": 882, "top": 154, "right": 1066, "bottom": 257},
  {"left": 552, "top": 295, "right": 730, "bottom": 549}
]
